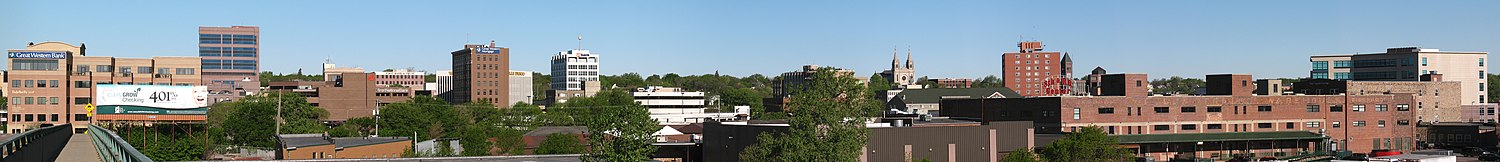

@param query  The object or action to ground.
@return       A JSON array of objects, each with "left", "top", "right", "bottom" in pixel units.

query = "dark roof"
[
  {"left": 1111, "top": 131, "right": 1326, "bottom": 144},
  {"left": 670, "top": 123, "right": 704, "bottom": 134},
  {"left": 277, "top": 134, "right": 411, "bottom": 149},
  {"left": 894, "top": 88, "right": 1018, "bottom": 104},
  {"left": 331, "top": 137, "right": 411, "bottom": 148},
  {"left": 277, "top": 134, "right": 332, "bottom": 148},
  {"left": 1060, "top": 53, "right": 1072, "bottom": 63},
  {"left": 526, "top": 126, "right": 589, "bottom": 136},
  {"left": 911, "top": 118, "right": 981, "bottom": 125}
]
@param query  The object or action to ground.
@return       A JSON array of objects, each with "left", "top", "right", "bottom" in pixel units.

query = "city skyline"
[{"left": 4, "top": 0, "right": 1498, "bottom": 79}]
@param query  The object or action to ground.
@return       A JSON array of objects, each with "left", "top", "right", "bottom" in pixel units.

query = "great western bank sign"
[
  {"left": 7, "top": 51, "right": 68, "bottom": 59},
  {"left": 478, "top": 47, "right": 504, "bottom": 54}
]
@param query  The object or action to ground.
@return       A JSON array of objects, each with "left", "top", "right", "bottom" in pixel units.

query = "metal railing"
[
  {"left": 0, "top": 124, "right": 70, "bottom": 158},
  {"left": 88, "top": 124, "right": 155, "bottom": 162}
]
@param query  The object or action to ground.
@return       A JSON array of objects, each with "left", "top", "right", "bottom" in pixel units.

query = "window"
[
  {"left": 1377, "top": 120, "right": 1386, "bottom": 128},
  {"left": 1397, "top": 120, "right": 1410, "bottom": 125},
  {"left": 96, "top": 65, "right": 114, "bottom": 72},
  {"left": 1136, "top": 80, "right": 1142, "bottom": 87},
  {"left": 1098, "top": 108, "right": 1115, "bottom": 114},
  {"left": 1207, "top": 106, "right": 1222, "bottom": 112},
  {"left": 1153, "top": 125, "right": 1170, "bottom": 131},
  {"left": 1257, "top": 123, "right": 1273, "bottom": 128},
  {"left": 176, "top": 68, "right": 196, "bottom": 75},
  {"left": 50, "top": 114, "right": 58, "bottom": 122},
  {"left": 9, "top": 80, "right": 17, "bottom": 88},
  {"left": 1306, "top": 105, "right": 1320, "bottom": 112},
  {"left": 1352, "top": 105, "right": 1365, "bottom": 112},
  {"left": 1375, "top": 104, "right": 1388, "bottom": 111},
  {"left": 1421, "top": 57, "right": 1428, "bottom": 66},
  {"left": 1306, "top": 122, "right": 1321, "bottom": 128},
  {"left": 1332, "top": 121, "right": 1341, "bottom": 128},
  {"left": 11, "top": 60, "right": 60, "bottom": 71},
  {"left": 1181, "top": 124, "right": 1197, "bottom": 130},
  {"left": 1257, "top": 105, "right": 1272, "bottom": 112},
  {"left": 1071, "top": 108, "right": 1080, "bottom": 120},
  {"left": 25, "top": 97, "right": 33, "bottom": 104},
  {"left": 1333, "top": 60, "right": 1352, "bottom": 68},
  {"left": 1206, "top": 124, "right": 1223, "bottom": 130},
  {"left": 1154, "top": 107, "right": 1169, "bottom": 113},
  {"left": 49, "top": 97, "right": 58, "bottom": 105},
  {"left": 1181, "top": 106, "right": 1196, "bottom": 113},
  {"left": 1312, "top": 72, "right": 1328, "bottom": 79},
  {"left": 138, "top": 67, "right": 153, "bottom": 74},
  {"left": 1330, "top": 104, "right": 1344, "bottom": 112},
  {"left": 1312, "top": 61, "right": 1329, "bottom": 70},
  {"left": 74, "top": 81, "right": 90, "bottom": 88},
  {"left": 75, "top": 114, "right": 88, "bottom": 121},
  {"left": 1286, "top": 122, "right": 1296, "bottom": 129},
  {"left": 24, "top": 80, "right": 32, "bottom": 88},
  {"left": 1396, "top": 104, "right": 1410, "bottom": 111},
  {"left": 1482, "top": 58, "right": 1486, "bottom": 67},
  {"left": 75, "top": 97, "right": 91, "bottom": 105}
]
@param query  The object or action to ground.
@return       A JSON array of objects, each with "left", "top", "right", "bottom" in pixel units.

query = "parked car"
[{"left": 1480, "top": 153, "right": 1500, "bottom": 161}]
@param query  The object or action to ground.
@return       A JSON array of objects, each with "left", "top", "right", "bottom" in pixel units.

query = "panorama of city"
[{"left": 3, "top": 1, "right": 1498, "bottom": 162}]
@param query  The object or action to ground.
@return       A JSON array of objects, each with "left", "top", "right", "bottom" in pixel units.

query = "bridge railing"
[
  {"left": 0, "top": 124, "right": 71, "bottom": 159},
  {"left": 88, "top": 124, "right": 155, "bottom": 162}
]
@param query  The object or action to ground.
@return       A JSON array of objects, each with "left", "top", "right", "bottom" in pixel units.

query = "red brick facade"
[{"left": 1002, "top": 42, "right": 1071, "bottom": 96}]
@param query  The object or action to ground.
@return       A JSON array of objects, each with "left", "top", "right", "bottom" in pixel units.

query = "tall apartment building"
[
  {"left": 879, "top": 48, "right": 917, "bottom": 89},
  {"left": 7, "top": 42, "right": 203, "bottom": 133},
  {"left": 1002, "top": 41, "right": 1073, "bottom": 96},
  {"left": 508, "top": 70, "right": 533, "bottom": 105},
  {"left": 1310, "top": 47, "right": 1488, "bottom": 105},
  {"left": 374, "top": 69, "right": 426, "bottom": 90},
  {"left": 199, "top": 26, "right": 260, "bottom": 104},
  {"left": 450, "top": 41, "right": 509, "bottom": 106},
  {"left": 944, "top": 73, "right": 1420, "bottom": 158}
]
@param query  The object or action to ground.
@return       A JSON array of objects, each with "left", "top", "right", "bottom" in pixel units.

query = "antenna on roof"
[{"left": 577, "top": 34, "right": 583, "bottom": 50}]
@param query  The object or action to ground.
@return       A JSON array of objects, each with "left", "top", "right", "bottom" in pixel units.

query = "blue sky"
[{"left": 3, "top": 1, "right": 1497, "bottom": 79}]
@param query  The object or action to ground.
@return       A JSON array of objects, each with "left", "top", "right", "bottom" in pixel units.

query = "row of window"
[
  {"left": 199, "top": 51, "right": 256, "bottom": 57},
  {"left": 11, "top": 80, "right": 59, "bottom": 88},
  {"left": 1134, "top": 120, "right": 1405, "bottom": 133},
  {"left": 199, "top": 47, "right": 258, "bottom": 51},
  {"left": 203, "top": 65, "right": 254, "bottom": 70},
  {"left": 1013, "top": 54, "right": 1051, "bottom": 58},
  {"left": 199, "top": 40, "right": 257, "bottom": 45},
  {"left": 199, "top": 34, "right": 256, "bottom": 39},
  {"left": 10, "top": 97, "right": 61, "bottom": 105},
  {"left": 566, "top": 65, "right": 598, "bottom": 70},
  {"left": 12, "top": 60, "right": 60, "bottom": 71},
  {"left": 1080, "top": 104, "right": 1411, "bottom": 116},
  {"left": 9, "top": 114, "right": 87, "bottom": 122}
]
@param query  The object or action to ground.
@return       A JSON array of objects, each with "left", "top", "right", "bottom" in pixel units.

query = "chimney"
[
  {"left": 1421, "top": 73, "right": 1443, "bottom": 82},
  {"left": 1206, "top": 74, "right": 1253, "bottom": 96},
  {"left": 1100, "top": 74, "right": 1148, "bottom": 97}
]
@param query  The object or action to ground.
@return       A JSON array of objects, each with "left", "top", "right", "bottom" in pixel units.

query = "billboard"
[
  {"left": 7, "top": 51, "right": 68, "bottom": 59},
  {"left": 95, "top": 84, "right": 209, "bottom": 115}
]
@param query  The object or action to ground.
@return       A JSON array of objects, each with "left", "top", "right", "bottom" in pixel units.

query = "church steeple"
[
  {"left": 891, "top": 46, "right": 900, "bottom": 69},
  {"left": 904, "top": 48, "right": 914, "bottom": 69}
]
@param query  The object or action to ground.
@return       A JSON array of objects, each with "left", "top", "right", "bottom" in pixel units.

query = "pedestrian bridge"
[{"left": 0, "top": 124, "right": 153, "bottom": 162}]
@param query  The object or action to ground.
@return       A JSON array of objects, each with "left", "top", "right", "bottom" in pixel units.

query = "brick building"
[
  {"left": 702, "top": 120, "right": 1040, "bottom": 162},
  {"left": 276, "top": 134, "right": 411, "bottom": 160},
  {"left": 199, "top": 26, "right": 260, "bottom": 104},
  {"left": 944, "top": 73, "right": 1420, "bottom": 159},
  {"left": 7, "top": 41, "right": 203, "bottom": 133},
  {"left": 927, "top": 78, "right": 974, "bottom": 89},
  {"left": 1292, "top": 77, "right": 1463, "bottom": 123},
  {"left": 267, "top": 72, "right": 414, "bottom": 121},
  {"left": 373, "top": 69, "right": 426, "bottom": 90},
  {"left": 450, "top": 41, "right": 509, "bottom": 106},
  {"left": 1002, "top": 42, "right": 1073, "bottom": 96}
]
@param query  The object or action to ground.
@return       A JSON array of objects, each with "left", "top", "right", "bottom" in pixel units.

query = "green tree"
[
  {"left": 1001, "top": 148, "right": 1042, "bottom": 162},
  {"left": 1489, "top": 73, "right": 1498, "bottom": 103},
  {"left": 975, "top": 75, "right": 1005, "bottom": 88},
  {"left": 534, "top": 72, "right": 551, "bottom": 102},
  {"left": 536, "top": 133, "right": 586, "bottom": 154},
  {"left": 213, "top": 92, "right": 328, "bottom": 147},
  {"left": 867, "top": 73, "right": 892, "bottom": 98},
  {"left": 1036, "top": 127, "right": 1132, "bottom": 162},
  {"left": 568, "top": 90, "right": 658, "bottom": 161},
  {"left": 740, "top": 67, "right": 880, "bottom": 161},
  {"left": 1149, "top": 76, "right": 1203, "bottom": 95}
]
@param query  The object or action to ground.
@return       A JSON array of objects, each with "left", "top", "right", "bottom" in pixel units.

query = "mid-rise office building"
[
  {"left": 550, "top": 49, "right": 599, "bottom": 91},
  {"left": 7, "top": 41, "right": 203, "bottom": 133},
  {"left": 879, "top": 48, "right": 917, "bottom": 89},
  {"left": 450, "top": 41, "right": 509, "bottom": 106},
  {"left": 632, "top": 86, "right": 707, "bottom": 115},
  {"left": 266, "top": 72, "right": 414, "bottom": 121},
  {"left": 433, "top": 70, "right": 453, "bottom": 100},
  {"left": 1002, "top": 41, "right": 1074, "bottom": 96},
  {"left": 374, "top": 69, "right": 425, "bottom": 90},
  {"left": 508, "top": 70, "right": 532, "bottom": 105},
  {"left": 199, "top": 26, "right": 260, "bottom": 104},
  {"left": 1310, "top": 47, "right": 1488, "bottom": 105},
  {"left": 944, "top": 73, "right": 1420, "bottom": 158}
]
